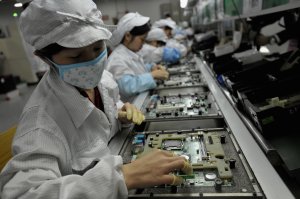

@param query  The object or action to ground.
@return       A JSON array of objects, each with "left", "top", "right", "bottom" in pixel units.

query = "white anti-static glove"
[
  {"left": 118, "top": 102, "right": 145, "bottom": 125},
  {"left": 151, "top": 65, "right": 169, "bottom": 80}
]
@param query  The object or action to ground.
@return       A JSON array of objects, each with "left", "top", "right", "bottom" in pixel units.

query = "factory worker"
[
  {"left": 153, "top": 19, "right": 188, "bottom": 57},
  {"left": 107, "top": 12, "right": 169, "bottom": 102},
  {"left": 139, "top": 28, "right": 181, "bottom": 64},
  {"left": 0, "top": 1, "right": 191, "bottom": 199}
]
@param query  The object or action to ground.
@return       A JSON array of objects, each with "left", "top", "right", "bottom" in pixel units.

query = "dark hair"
[
  {"left": 35, "top": 43, "right": 66, "bottom": 59},
  {"left": 22, "top": 2, "right": 30, "bottom": 10},
  {"left": 165, "top": 13, "right": 171, "bottom": 18},
  {"left": 129, "top": 22, "right": 151, "bottom": 36},
  {"left": 157, "top": 40, "right": 166, "bottom": 46},
  {"left": 121, "top": 22, "right": 151, "bottom": 43},
  {"left": 164, "top": 26, "right": 173, "bottom": 31}
]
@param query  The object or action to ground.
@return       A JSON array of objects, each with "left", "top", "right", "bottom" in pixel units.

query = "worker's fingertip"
[{"left": 171, "top": 175, "right": 183, "bottom": 185}]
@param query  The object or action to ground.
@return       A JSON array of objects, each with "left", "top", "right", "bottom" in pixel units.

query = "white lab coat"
[
  {"left": 139, "top": 43, "right": 163, "bottom": 64},
  {"left": 107, "top": 44, "right": 148, "bottom": 79},
  {"left": 106, "top": 44, "right": 156, "bottom": 102},
  {"left": 0, "top": 69, "right": 128, "bottom": 199},
  {"left": 166, "top": 38, "right": 188, "bottom": 57}
]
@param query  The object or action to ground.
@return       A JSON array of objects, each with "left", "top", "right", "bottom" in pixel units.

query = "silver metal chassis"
[{"left": 195, "top": 57, "right": 294, "bottom": 199}]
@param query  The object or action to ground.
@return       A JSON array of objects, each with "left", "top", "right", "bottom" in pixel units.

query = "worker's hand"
[
  {"left": 255, "top": 34, "right": 271, "bottom": 46},
  {"left": 122, "top": 149, "right": 193, "bottom": 189},
  {"left": 118, "top": 103, "right": 145, "bottom": 125},
  {"left": 151, "top": 69, "right": 169, "bottom": 80},
  {"left": 152, "top": 64, "right": 166, "bottom": 71}
]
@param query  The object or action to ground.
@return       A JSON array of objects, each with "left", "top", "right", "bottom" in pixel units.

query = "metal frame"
[{"left": 195, "top": 57, "right": 295, "bottom": 199}]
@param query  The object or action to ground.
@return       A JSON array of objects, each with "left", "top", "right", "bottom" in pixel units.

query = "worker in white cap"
[
  {"left": 16, "top": 0, "right": 49, "bottom": 80},
  {"left": 0, "top": 1, "right": 191, "bottom": 199},
  {"left": 106, "top": 12, "right": 169, "bottom": 103},
  {"left": 153, "top": 19, "right": 188, "bottom": 57},
  {"left": 139, "top": 28, "right": 181, "bottom": 64}
]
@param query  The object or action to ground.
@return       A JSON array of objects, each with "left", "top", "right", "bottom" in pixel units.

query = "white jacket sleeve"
[{"left": 0, "top": 130, "right": 128, "bottom": 199}]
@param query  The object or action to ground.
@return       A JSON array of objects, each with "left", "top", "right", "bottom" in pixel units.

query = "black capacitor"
[
  {"left": 148, "top": 142, "right": 153, "bottom": 147},
  {"left": 179, "top": 107, "right": 184, "bottom": 112},
  {"left": 150, "top": 137, "right": 154, "bottom": 141},
  {"left": 174, "top": 112, "right": 179, "bottom": 116},
  {"left": 146, "top": 108, "right": 150, "bottom": 112},
  {"left": 229, "top": 158, "right": 236, "bottom": 169},
  {"left": 220, "top": 135, "right": 226, "bottom": 144},
  {"left": 170, "top": 185, "right": 177, "bottom": 193},
  {"left": 208, "top": 103, "right": 212, "bottom": 108},
  {"left": 156, "top": 113, "right": 160, "bottom": 118},
  {"left": 178, "top": 94, "right": 182, "bottom": 98},
  {"left": 163, "top": 96, "right": 167, "bottom": 103},
  {"left": 214, "top": 178, "right": 222, "bottom": 191},
  {"left": 198, "top": 110, "right": 202, "bottom": 115},
  {"left": 156, "top": 132, "right": 159, "bottom": 137}
]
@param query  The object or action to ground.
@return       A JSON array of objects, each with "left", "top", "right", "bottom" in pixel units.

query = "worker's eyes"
[
  {"left": 94, "top": 47, "right": 103, "bottom": 52},
  {"left": 69, "top": 54, "right": 81, "bottom": 59}
]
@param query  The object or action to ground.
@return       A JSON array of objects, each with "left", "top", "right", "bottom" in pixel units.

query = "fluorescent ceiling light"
[{"left": 14, "top": 3, "right": 23, "bottom": 7}]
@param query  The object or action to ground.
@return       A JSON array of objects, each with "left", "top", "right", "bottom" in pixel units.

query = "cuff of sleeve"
[
  {"left": 145, "top": 63, "right": 155, "bottom": 72},
  {"left": 143, "top": 73, "right": 157, "bottom": 88},
  {"left": 116, "top": 100, "right": 124, "bottom": 110}
]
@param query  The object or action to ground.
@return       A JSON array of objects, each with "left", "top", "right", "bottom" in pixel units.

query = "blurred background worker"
[
  {"left": 106, "top": 12, "right": 169, "bottom": 103},
  {"left": 153, "top": 19, "right": 188, "bottom": 57},
  {"left": 0, "top": 1, "right": 191, "bottom": 199},
  {"left": 139, "top": 28, "right": 181, "bottom": 65}
]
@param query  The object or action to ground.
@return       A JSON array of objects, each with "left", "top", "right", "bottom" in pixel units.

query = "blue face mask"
[{"left": 49, "top": 49, "right": 107, "bottom": 89}]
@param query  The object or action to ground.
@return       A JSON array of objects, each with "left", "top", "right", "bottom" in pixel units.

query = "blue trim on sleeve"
[
  {"left": 117, "top": 73, "right": 156, "bottom": 97},
  {"left": 145, "top": 63, "right": 155, "bottom": 72},
  {"left": 162, "top": 47, "right": 181, "bottom": 64}
]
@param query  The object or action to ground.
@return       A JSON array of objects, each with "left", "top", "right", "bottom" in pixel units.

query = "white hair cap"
[
  {"left": 146, "top": 28, "right": 168, "bottom": 43},
  {"left": 110, "top": 12, "right": 150, "bottom": 47},
  {"left": 19, "top": 0, "right": 115, "bottom": 50},
  {"left": 153, "top": 19, "right": 176, "bottom": 30}
]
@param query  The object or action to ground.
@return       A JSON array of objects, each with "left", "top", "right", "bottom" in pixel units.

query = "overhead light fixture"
[
  {"left": 180, "top": 0, "right": 188, "bottom": 8},
  {"left": 14, "top": 3, "right": 23, "bottom": 7}
]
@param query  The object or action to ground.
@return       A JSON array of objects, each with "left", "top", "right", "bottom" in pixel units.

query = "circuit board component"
[{"left": 130, "top": 131, "right": 234, "bottom": 187}]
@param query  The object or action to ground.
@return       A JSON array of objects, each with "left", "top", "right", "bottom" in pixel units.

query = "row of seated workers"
[{"left": 0, "top": 0, "right": 195, "bottom": 198}]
